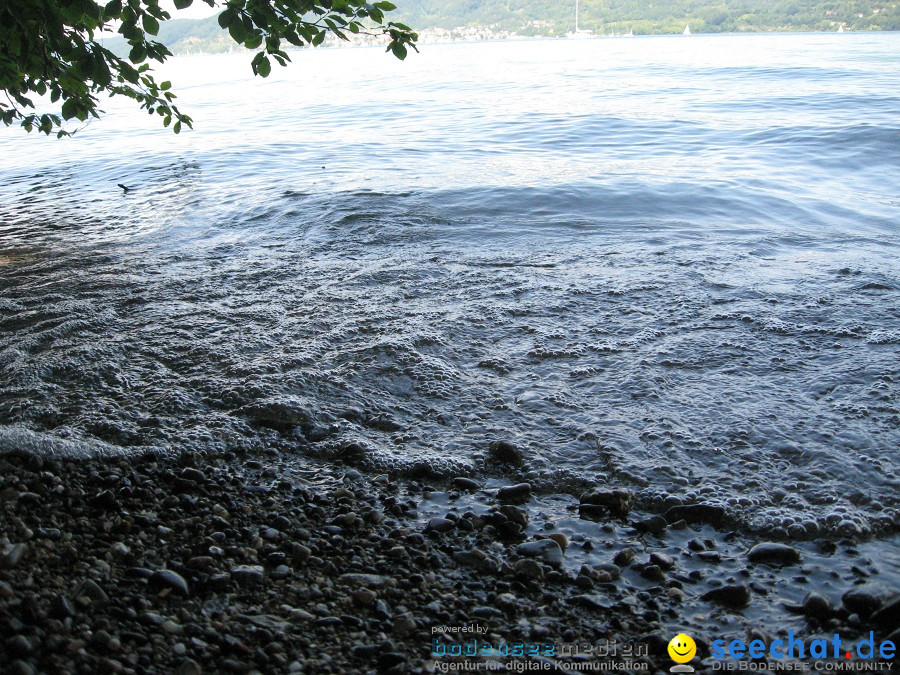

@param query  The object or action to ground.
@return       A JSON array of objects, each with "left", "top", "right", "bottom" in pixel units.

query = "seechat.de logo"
[{"left": 669, "top": 633, "right": 698, "bottom": 673}]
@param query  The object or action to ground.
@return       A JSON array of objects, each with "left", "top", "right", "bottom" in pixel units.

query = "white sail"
[
  {"left": 566, "top": 0, "right": 594, "bottom": 39},
  {"left": 683, "top": 24, "right": 691, "bottom": 35}
]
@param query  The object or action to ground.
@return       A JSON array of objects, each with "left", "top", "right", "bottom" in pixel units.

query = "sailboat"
[
  {"left": 837, "top": 23, "right": 845, "bottom": 32},
  {"left": 566, "top": 0, "right": 594, "bottom": 39},
  {"left": 683, "top": 24, "right": 691, "bottom": 35}
]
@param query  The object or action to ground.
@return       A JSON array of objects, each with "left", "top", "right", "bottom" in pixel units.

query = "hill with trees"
[
  {"left": 398, "top": 0, "right": 899, "bottom": 36},
  {"left": 103, "top": 0, "right": 900, "bottom": 57}
]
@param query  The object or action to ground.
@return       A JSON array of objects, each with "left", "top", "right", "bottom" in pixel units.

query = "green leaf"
[
  {"left": 104, "top": 0, "right": 123, "bottom": 16},
  {"left": 218, "top": 9, "right": 236, "bottom": 28},
  {"left": 120, "top": 21, "right": 140, "bottom": 40},
  {"left": 390, "top": 42, "right": 407, "bottom": 60},
  {"left": 83, "top": 1, "right": 102, "bottom": 21},
  {"left": 244, "top": 33, "right": 262, "bottom": 49},
  {"left": 173, "top": 121, "right": 182, "bottom": 133},
  {"left": 228, "top": 20, "right": 247, "bottom": 42},
  {"left": 173, "top": 0, "right": 193, "bottom": 8},
  {"left": 256, "top": 55, "right": 271, "bottom": 77},
  {"left": 129, "top": 44, "right": 147, "bottom": 63},
  {"left": 375, "top": 1, "right": 396, "bottom": 10},
  {"left": 160, "top": 81, "right": 171, "bottom": 90},
  {"left": 61, "top": 98, "right": 78, "bottom": 120},
  {"left": 142, "top": 14, "right": 160, "bottom": 35}
]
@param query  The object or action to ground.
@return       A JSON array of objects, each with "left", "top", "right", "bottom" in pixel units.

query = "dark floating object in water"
[{"left": 117, "top": 183, "right": 130, "bottom": 192}]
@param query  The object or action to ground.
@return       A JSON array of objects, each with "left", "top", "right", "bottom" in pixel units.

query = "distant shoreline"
[{"left": 121, "top": 28, "right": 900, "bottom": 60}]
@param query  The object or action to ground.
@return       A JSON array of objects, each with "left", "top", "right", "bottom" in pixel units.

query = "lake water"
[{"left": 0, "top": 33, "right": 897, "bottom": 543}]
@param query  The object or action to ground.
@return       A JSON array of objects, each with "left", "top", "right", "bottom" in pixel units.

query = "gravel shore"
[{"left": 1, "top": 450, "right": 897, "bottom": 674}]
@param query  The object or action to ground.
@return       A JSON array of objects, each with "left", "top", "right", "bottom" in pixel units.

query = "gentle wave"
[{"left": 0, "top": 34, "right": 898, "bottom": 541}]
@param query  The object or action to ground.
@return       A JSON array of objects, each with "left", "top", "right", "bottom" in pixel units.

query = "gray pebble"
[
  {"left": 149, "top": 569, "right": 190, "bottom": 597},
  {"left": 425, "top": 517, "right": 455, "bottom": 533},
  {"left": 517, "top": 539, "right": 563, "bottom": 566},
  {"left": 230, "top": 565, "right": 266, "bottom": 586}
]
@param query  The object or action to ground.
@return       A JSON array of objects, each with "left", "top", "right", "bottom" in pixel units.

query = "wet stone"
[
  {"left": 613, "top": 548, "right": 636, "bottom": 567},
  {"left": 89, "top": 489, "right": 120, "bottom": 510},
  {"left": 0, "top": 542, "right": 27, "bottom": 568},
  {"left": 353, "top": 588, "right": 376, "bottom": 606},
  {"left": 451, "top": 477, "right": 480, "bottom": 492},
  {"left": 7, "top": 660, "right": 36, "bottom": 675},
  {"left": 187, "top": 556, "right": 216, "bottom": 571},
  {"left": 77, "top": 579, "right": 109, "bottom": 606},
  {"left": 687, "top": 538, "right": 707, "bottom": 552},
  {"left": 649, "top": 552, "right": 675, "bottom": 570},
  {"left": 640, "top": 564, "right": 665, "bottom": 582},
  {"left": 747, "top": 542, "right": 802, "bottom": 566},
  {"left": 174, "top": 659, "right": 203, "bottom": 675},
  {"left": 871, "top": 596, "right": 900, "bottom": 629},
  {"left": 802, "top": 593, "right": 833, "bottom": 621},
  {"left": 425, "top": 517, "right": 455, "bottom": 533},
  {"left": 579, "top": 488, "right": 635, "bottom": 519},
  {"left": 271, "top": 564, "right": 291, "bottom": 580},
  {"left": 338, "top": 573, "right": 395, "bottom": 589},
  {"left": 592, "top": 563, "right": 621, "bottom": 581},
  {"left": 842, "top": 585, "right": 891, "bottom": 618},
  {"left": 0, "top": 584, "right": 12, "bottom": 605},
  {"left": 664, "top": 504, "right": 726, "bottom": 527},
  {"left": 635, "top": 515, "right": 668, "bottom": 535},
  {"left": 701, "top": 584, "right": 751, "bottom": 609},
  {"left": 487, "top": 440, "right": 523, "bottom": 465},
  {"left": 454, "top": 549, "right": 487, "bottom": 567},
  {"left": 547, "top": 532, "right": 568, "bottom": 551},
  {"left": 517, "top": 539, "right": 563, "bottom": 566},
  {"left": 6, "top": 634, "right": 33, "bottom": 657},
  {"left": 49, "top": 595, "right": 75, "bottom": 619},
  {"left": 149, "top": 569, "right": 190, "bottom": 597},
  {"left": 230, "top": 565, "right": 266, "bottom": 586},
  {"left": 237, "top": 397, "right": 314, "bottom": 430},
  {"left": 377, "top": 653, "right": 406, "bottom": 670},
  {"left": 497, "top": 504, "right": 529, "bottom": 527},
  {"left": 498, "top": 483, "right": 532, "bottom": 505},
  {"left": 514, "top": 558, "right": 544, "bottom": 579}
]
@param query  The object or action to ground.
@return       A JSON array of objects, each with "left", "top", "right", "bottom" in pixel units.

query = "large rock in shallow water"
[
  {"left": 664, "top": 503, "right": 727, "bottom": 527},
  {"left": 487, "top": 440, "right": 523, "bottom": 465},
  {"left": 497, "top": 483, "right": 532, "bottom": 505},
  {"left": 579, "top": 488, "right": 635, "bottom": 520},
  {"left": 747, "top": 542, "right": 802, "bottom": 566},
  {"left": 842, "top": 584, "right": 893, "bottom": 618},
  {"left": 701, "top": 584, "right": 751, "bottom": 609},
  {"left": 871, "top": 596, "right": 900, "bottom": 629},
  {"left": 236, "top": 397, "right": 315, "bottom": 430}
]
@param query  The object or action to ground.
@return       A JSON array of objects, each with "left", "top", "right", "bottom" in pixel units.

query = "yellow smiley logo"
[{"left": 667, "top": 633, "right": 697, "bottom": 663}]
